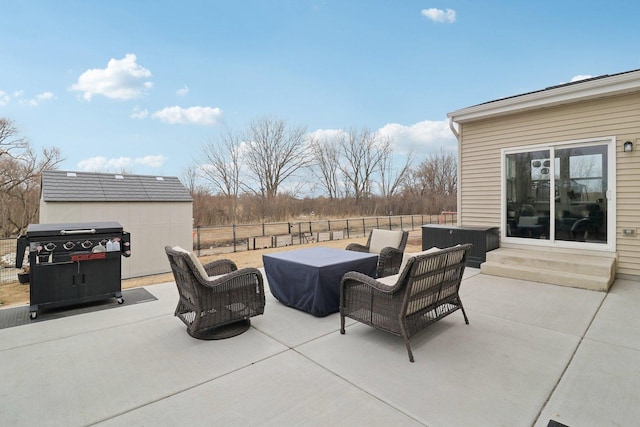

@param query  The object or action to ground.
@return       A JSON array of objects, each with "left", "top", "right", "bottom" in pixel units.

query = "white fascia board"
[{"left": 448, "top": 70, "right": 640, "bottom": 123}]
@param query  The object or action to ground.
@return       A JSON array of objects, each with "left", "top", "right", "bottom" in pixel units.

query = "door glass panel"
[
  {"left": 554, "top": 145, "right": 607, "bottom": 243},
  {"left": 505, "top": 150, "right": 550, "bottom": 240}
]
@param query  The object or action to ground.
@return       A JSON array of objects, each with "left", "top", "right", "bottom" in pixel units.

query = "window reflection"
[
  {"left": 505, "top": 145, "right": 607, "bottom": 244},
  {"left": 505, "top": 150, "right": 550, "bottom": 240}
]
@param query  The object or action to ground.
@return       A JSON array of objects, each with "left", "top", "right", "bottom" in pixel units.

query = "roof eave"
[{"left": 448, "top": 70, "right": 640, "bottom": 123}]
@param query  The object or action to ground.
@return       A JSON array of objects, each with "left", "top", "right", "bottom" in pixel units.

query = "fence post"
[
  {"left": 232, "top": 224, "right": 237, "bottom": 252},
  {"left": 346, "top": 219, "right": 350, "bottom": 238},
  {"left": 262, "top": 222, "right": 265, "bottom": 236},
  {"left": 388, "top": 216, "right": 392, "bottom": 229},
  {"left": 376, "top": 217, "right": 380, "bottom": 229},
  {"left": 362, "top": 218, "right": 366, "bottom": 237},
  {"left": 196, "top": 226, "right": 201, "bottom": 256}
]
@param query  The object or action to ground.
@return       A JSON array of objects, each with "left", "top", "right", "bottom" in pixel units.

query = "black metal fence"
[
  {"left": 193, "top": 213, "right": 456, "bottom": 256},
  {"left": 1, "top": 238, "right": 24, "bottom": 288},
  {"left": 0, "top": 212, "right": 457, "bottom": 286}
]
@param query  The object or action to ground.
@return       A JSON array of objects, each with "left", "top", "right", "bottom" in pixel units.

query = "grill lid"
[{"left": 26, "top": 221, "right": 124, "bottom": 237}]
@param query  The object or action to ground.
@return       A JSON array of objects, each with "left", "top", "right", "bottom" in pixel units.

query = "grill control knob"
[
  {"left": 63, "top": 241, "right": 75, "bottom": 250},
  {"left": 44, "top": 242, "right": 56, "bottom": 251}
]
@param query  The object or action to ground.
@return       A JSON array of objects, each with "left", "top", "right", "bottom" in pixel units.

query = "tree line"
[
  {"left": 0, "top": 118, "right": 63, "bottom": 237},
  {"left": 0, "top": 116, "right": 456, "bottom": 237},
  {"left": 185, "top": 117, "right": 457, "bottom": 226}
]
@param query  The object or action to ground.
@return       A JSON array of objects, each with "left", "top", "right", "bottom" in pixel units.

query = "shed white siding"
[
  {"left": 39, "top": 201, "right": 192, "bottom": 278},
  {"left": 39, "top": 171, "right": 193, "bottom": 279}
]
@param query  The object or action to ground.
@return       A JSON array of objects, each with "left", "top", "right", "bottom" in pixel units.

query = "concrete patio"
[{"left": 1, "top": 267, "right": 639, "bottom": 426}]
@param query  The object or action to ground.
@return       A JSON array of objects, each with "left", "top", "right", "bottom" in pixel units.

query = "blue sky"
[{"left": 1, "top": 1, "right": 639, "bottom": 180}]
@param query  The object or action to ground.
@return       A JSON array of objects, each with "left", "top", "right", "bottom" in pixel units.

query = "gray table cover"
[{"left": 263, "top": 247, "right": 378, "bottom": 316}]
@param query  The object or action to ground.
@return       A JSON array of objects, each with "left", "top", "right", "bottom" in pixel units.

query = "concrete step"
[
  {"left": 481, "top": 248, "right": 616, "bottom": 292},
  {"left": 485, "top": 248, "right": 615, "bottom": 277}
]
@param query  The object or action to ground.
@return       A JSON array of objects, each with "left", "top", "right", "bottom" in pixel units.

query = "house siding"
[{"left": 458, "top": 91, "right": 640, "bottom": 277}]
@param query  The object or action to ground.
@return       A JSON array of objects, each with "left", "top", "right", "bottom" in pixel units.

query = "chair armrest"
[
  {"left": 379, "top": 246, "right": 403, "bottom": 256},
  {"left": 345, "top": 243, "right": 369, "bottom": 253},
  {"left": 203, "top": 259, "right": 238, "bottom": 276},
  {"left": 341, "top": 271, "right": 397, "bottom": 293},
  {"left": 377, "top": 246, "right": 404, "bottom": 277},
  {"left": 200, "top": 267, "right": 264, "bottom": 290}
]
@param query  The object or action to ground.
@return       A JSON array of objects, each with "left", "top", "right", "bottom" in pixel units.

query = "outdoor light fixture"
[{"left": 624, "top": 141, "right": 633, "bottom": 152}]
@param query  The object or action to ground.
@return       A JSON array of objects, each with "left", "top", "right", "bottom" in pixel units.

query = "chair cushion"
[
  {"left": 377, "top": 273, "right": 400, "bottom": 288},
  {"left": 172, "top": 246, "right": 210, "bottom": 280},
  {"left": 518, "top": 216, "right": 539, "bottom": 226},
  {"left": 399, "top": 247, "right": 442, "bottom": 274},
  {"left": 369, "top": 229, "right": 404, "bottom": 254}
]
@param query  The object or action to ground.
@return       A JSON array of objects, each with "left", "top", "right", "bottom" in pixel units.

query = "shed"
[
  {"left": 447, "top": 69, "right": 640, "bottom": 290},
  {"left": 40, "top": 170, "right": 193, "bottom": 279}
]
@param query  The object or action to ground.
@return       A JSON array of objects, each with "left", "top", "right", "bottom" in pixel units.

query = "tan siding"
[
  {"left": 617, "top": 125, "right": 640, "bottom": 275},
  {"left": 458, "top": 91, "right": 640, "bottom": 276},
  {"left": 41, "top": 201, "right": 193, "bottom": 279},
  {"left": 459, "top": 141, "right": 502, "bottom": 227}
]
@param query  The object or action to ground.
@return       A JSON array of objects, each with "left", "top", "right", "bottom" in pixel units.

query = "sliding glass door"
[{"left": 504, "top": 139, "right": 612, "bottom": 247}]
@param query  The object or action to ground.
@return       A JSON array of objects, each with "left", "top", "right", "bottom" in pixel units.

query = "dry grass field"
[{"left": 1, "top": 231, "right": 423, "bottom": 308}]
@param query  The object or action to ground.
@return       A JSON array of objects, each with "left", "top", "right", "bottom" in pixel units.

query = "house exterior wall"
[
  {"left": 39, "top": 200, "right": 193, "bottom": 279},
  {"left": 457, "top": 91, "right": 640, "bottom": 277}
]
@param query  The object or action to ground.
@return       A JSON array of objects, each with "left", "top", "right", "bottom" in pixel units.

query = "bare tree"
[
  {"left": 309, "top": 135, "right": 342, "bottom": 200},
  {"left": 378, "top": 145, "right": 413, "bottom": 214},
  {"left": 179, "top": 165, "right": 200, "bottom": 197},
  {"left": 406, "top": 149, "right": 457, "bottom": 212},
  {"left": 0, "top": 118, "right": 30, "bottom": 194},
  {"left": 198, "top": 129, "right": 243, "bottom": 222},
  {"left": 243, "top": 117, "right": 311, "bottom": 202},
  {"left": 337, "top": 128, "right": 390, "bottom": 206},
  {"left": 0, "top": 118, "right": 28, "bottom": 160},
  {"left": 0, "top": 138, "right": 64, "bottom": 236}
]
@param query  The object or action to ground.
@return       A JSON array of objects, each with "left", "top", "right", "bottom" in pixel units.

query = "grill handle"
[{"left": 60, "top": 228, "right": 97, "bottom": 235}]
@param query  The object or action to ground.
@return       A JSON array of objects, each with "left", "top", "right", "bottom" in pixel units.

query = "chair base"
[{"left": 188, "top": 319, "right": 251, "bottom": 340}]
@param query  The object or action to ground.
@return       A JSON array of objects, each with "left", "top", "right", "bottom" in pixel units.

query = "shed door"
[{"left": 503, "top": 138, "right": 614, "bottom": 250}]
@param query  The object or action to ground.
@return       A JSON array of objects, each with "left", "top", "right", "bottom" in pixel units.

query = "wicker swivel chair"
[
  {"left": 345, "top": 229, "right": 409, "bottom": 277},
  {"left": 340, "top": 244, "right": 472, "bottom": 362},
  {"left": 165, "top": 246, "right": 265, "bottom": 339}
]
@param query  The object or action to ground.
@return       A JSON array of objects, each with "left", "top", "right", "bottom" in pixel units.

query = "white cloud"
[
  {"left": 1, "top": 90, "right": 55, "bottom": 106},
  {"left": 177, "top": 85, "right": 189, "bottom": 96},
  {"left": 307, "top": 128, "right": 348, "bottom": 141},
  {"left": 78, "top": 156, "right": 132, "bottom": 171},
  {"left": 151, "top": 105, "right": 223, "bottom": 125},
  {"left": 308, "top": 120, "right": 456, "bottom": 155},
  {"left": 77, "top": 154, "right": 167, "bottom": 172},
  {"left": 135, "top": 154, "right": 167, "bottom": 167},
  {"left": 37, "top": 92, "right": 54, "bottom": 101},
  {"left": 421, "top": 8, "right": 456, "bottom": 24},
  {"left": 570, "top": 74, "right": 594, "bottom": 82},
  {"left": 24, "top": 91, "right": 55, "bottom": 106},
  {"left": 130, "top": 106, "right": 149, "bottom": 119},
  {"left": 70, "top": 53, "right": 153, "bottom": 100},
  {"left": 377, "top": 119, "right": 456, "bottom": 153}
]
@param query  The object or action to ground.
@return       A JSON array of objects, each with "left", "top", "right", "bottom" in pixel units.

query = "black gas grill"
[{"left": 16, "top": 221, "right": 131, "bottom": 319}]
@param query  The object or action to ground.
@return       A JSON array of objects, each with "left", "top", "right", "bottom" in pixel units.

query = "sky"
[{"left": 1, "top": 0, "right": 640, "bottom": 183}]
